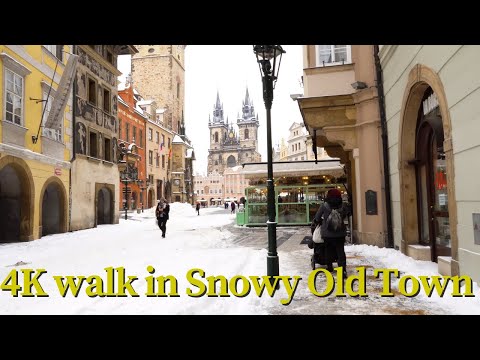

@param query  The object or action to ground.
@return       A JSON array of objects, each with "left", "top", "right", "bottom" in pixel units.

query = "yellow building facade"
[{"left": 0, "top": 45, "right": 73, "bottom": 242}]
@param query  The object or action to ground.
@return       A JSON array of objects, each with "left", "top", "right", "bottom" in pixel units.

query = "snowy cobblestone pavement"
[{"left": 223, "top": 223, "right": 476, "bottom": 315}]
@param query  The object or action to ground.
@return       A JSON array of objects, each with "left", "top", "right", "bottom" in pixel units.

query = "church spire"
[
  {"left": 216, "top": 90, "right": 221, "bottom": 108},
  {"left": 244, "top": 87, "right": 250, "bottom": 105},
  {"left": 212, "top": 91, "right": 224, "bottom": 123}
]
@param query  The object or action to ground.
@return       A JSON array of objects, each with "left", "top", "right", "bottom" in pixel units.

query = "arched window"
[
  {"left": 245, "top": 129, "right": 249, "bottom": 139},
  {"left": 227, "top": 155, "right": 236, "bottom": 168},
  {"left": 214, "top": 132, "right": 218, "bottom": 143}
]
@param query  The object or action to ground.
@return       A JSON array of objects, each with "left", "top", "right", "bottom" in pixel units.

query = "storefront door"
[{"left": 416, "top": 91, "right": 451, "bottom": 262}]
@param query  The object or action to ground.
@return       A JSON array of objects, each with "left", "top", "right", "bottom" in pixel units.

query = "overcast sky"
[{"left": 118, "top": 45, "right": 304, "bottom": 175}]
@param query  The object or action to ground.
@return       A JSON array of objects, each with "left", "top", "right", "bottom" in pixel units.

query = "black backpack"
[{"left": 325, "top": 203, "right": 343, "bottom": 232}]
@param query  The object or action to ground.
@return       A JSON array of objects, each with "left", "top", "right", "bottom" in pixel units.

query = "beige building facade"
[
  {"left": 140, "top": 98, "right": 173, "bottom": 206},
  {"left": 223, "top": 165, "right": 249, "bottom": 202},
  {"left": 71, "top": 45, "right": 137, "bottom": 231},
  {"left": 379, "top": 45, "right": 480, "bottom": 282},
  {"left": 172, "top": 134, "right": 194, "bottom": 203},
  {"left": 194, "top": 171, "right": 224, "bottom": 205},
  {"left": 285, "top": 122, "right": 329, "bottom": 161},
  {"left": 297, "top": 45, "right": 387, "bottom": 247}
]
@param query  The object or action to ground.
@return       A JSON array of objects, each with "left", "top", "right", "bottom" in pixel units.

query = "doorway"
[
  {"left": 415, "top": 89, "right": 450, "bottom": 262},
  {"left": 41, "top": 182, "right": 64, "bottom": 236},
  {"left": 97, "top": 187, "right": 112, "bottom": 225}
]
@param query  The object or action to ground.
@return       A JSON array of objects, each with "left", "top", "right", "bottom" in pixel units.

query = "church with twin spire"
[{"left": 207, "top": 88, "right": 262, "bottom": 175}]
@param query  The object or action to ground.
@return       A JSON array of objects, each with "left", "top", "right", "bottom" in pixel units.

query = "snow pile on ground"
[{"left": 347, "top": 244, "right": 480, "bottom": 315}]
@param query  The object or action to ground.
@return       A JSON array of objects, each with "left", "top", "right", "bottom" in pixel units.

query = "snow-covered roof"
[
  {"left": 118, "top": 82, "right": 126, "bottom": 91},
  {"left": 156, "top": 108, "right": 166, "bottom": 114},
  {"left": 289, "top": 122, "right": 304, "bottom": 131},
  {"left": 137, "top": 100, "right": 153, "bottom": 106},
  {"left": 172, "top": 134, "right": 185, "bottom": 144},
  {"left": 117, "top": 95, "right": 128, "bottom": 107},
  {"left": 242, "top": 160, "right": 344, "bottom": 178},
  {"left": 135, "top": 104, "right": 144, "bottom": 113}
]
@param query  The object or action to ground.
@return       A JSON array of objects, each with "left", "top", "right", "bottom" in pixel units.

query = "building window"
[
  {"left": 156, "top": 154, "right": 160, "bottom": 167},
  {"left": 106, "top": 50, "right": 113, "bottom": 65},
  {"left": 133, "top": 126, "right": 137, "bottom": 143},
  {"left": 156, "top": 131, "right": 159, "bottom": 144},
  {"left": 103, "top": 88, "right": 110, "bottom": 113},
  {"left": 89, "top": 131, "right": 98, "bottom": 157},
  {"left": 245, "top": 128, "right": 249, "bottom": 139},
  {"left": 162, "top": 134, "right": 165, "bottom": 147},
  {"left": 4, "top": 69, "right": 23, "bottom": 125},
  {"left": 149, "top": 150, "right": 153, "bottom": 165},
  {"left": 316, "top": 45, "right": 351, "bottom": 66},
  {"left": 44, "top": 45, "right": 63, "bottom": 61},
  {"left": 168, "top": 138, "right": 171, "bottom": 149},
  {"left": 139, "top": 129, "right": 143, "bottom": 147},
  {"left": 177, "top": 82, "right": 180, "bottom": 98},
  {"left": 104, "top": 137, "right": 111, "bottom": 162},
  {"left": 41, "top": 90, "right": 62, "bottom": 141},
  {"left": 148, "top": 128, "right": 153, "bottom": 141},
  {"left": 162, "top": 155, "right": 165, "bottom": 168},
  {"left": 215, "top": 132, "right": 218, "bottom": 143},
  {"left": 119, "top": 119, "right": 122, "bottom": 140},
  {"left": 126, "top": 123, "right": 130, "bottom": 142},
  {"left": 88, "top": 77, "right": 96, "bottom": 106}
]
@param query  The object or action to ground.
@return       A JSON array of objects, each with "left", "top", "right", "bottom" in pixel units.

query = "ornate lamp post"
[{"left": 253, "top": 45, "right": 285, "bottom": 283}]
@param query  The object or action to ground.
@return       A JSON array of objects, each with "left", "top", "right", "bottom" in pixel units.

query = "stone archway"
[
  {"left": 40, "top": 177, "right": 67, "bottom": 237},
  {"left": 398, "top": 64, "right": 458, "bottom": 273},
  {"left": 0, "top": 156, "right": 34, "bottom": 242}
]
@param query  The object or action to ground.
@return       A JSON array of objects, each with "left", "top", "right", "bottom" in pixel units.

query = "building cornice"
[
  {"left": 79, "top": 45, "right": 122, "bottom": 77},
  {"left": 378, "top": 45, "right": 398, "bottom": 67}
]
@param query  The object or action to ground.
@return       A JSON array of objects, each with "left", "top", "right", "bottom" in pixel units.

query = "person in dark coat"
[
  {"left": 156, "top": 198, "right": 170, "bottom": 238},
  {"left": 196, "top": 202, "right": 200, "bottom": 215},
  {"left": 311, "top": 188, "right": 351, "bottom": 276},
  {"left": 230, "top": 201, "right": 236, "bottom": 214}
]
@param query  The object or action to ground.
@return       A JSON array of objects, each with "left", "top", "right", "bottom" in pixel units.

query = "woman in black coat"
[{"left": 311, "top": 189, "right": 350, "bottom": 276}]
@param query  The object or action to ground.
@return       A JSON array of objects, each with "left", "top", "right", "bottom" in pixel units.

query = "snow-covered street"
[{"left": 1, "top": 202, "right": 480, "bottom": 315}]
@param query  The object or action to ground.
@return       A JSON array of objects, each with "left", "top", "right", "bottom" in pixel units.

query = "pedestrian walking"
[
  {"left": 196, "top": 202, "right": 200, "bottom": 216},
  {"left": 311, "top": 188, "right": 351, "bottom": 277},
  {"left": 230, "top": 201, "right": 236, "bottom": 214},
  {"left": 156, "top": 198, "right": 170, "bottom": 238}
]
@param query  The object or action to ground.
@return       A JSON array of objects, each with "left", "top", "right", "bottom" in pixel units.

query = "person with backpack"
[{"left": 311, "top": 188, "right": 351, "bottom": 277}]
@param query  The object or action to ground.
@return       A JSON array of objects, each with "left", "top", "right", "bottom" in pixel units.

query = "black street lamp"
[{"left": 253, "top": 45, "right": 285, "bottom": 283}]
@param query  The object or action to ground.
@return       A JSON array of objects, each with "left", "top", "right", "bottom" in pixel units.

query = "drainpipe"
[
  {"left": 374, "top": 45, "right": 394, "bottom": 249},
  {"left": 69, "top": 44, "right": 77, "bottom": 232},
  {"left": 71, "top": 44, "right": 77, "bottom": 162}
]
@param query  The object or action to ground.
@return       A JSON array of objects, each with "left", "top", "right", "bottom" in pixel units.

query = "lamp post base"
[{"left": 267, "top": 254, "right": 279, "bottom": 277}]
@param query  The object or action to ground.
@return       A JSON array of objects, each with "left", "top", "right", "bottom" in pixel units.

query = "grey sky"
[{"left": 118, "top": 45, "right": 304, "bottom": 175}]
